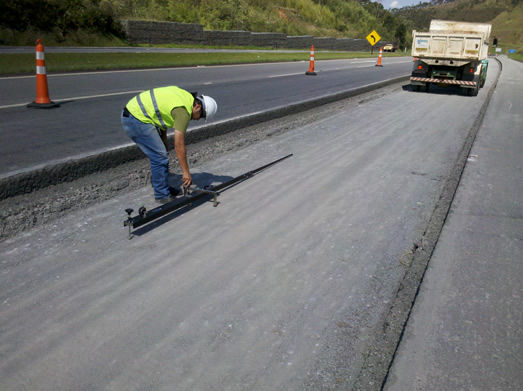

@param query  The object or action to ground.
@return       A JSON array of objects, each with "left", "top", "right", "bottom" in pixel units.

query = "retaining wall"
[{"left": 121, "top": 20, "right": 372, "bottom": 51}]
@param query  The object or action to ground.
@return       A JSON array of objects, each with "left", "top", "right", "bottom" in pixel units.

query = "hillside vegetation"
[
  {"left": 0, "top": 0, "right": 520, "bottom": 56},
  {"left": 394, "top": 0, "right": 522, "bottom": 58},
  {"left": 114, "top": 0, "right": 407, "bottom": 43},
  {"left": 488, "top": 1, "right": 522, "bottom": 57},
  {"left": 1, "top": 0, "right": 409, "bottom": 47},
  {"left": 393, "top": 0, "right": 519, "bottom": 30}
]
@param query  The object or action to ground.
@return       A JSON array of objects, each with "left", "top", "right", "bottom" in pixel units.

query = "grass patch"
[
  {"left": 490, "top": 3, "right": 523, "bottom": 62},
  {"left": 0, "top": 50, "right": 406, "bottom": 75},
  {"left": 507, "top": 51, "right": 523, "bottom": 62}
]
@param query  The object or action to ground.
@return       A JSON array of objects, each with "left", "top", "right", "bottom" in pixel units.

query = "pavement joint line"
[
  {"left": 351, "top": 58, "right": 503, "bottom": 391},
  {"left": 0, "top": 74, "right": 409, "bottom": 201}
]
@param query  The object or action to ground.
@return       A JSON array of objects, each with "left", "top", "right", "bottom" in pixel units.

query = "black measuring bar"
[{"left": 124, "top": 154, "right": 293, "bottom": 236}]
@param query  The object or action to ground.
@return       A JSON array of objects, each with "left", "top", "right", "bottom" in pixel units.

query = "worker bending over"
[{"left": 121, "top": 86, "right": 217, "bottom": 203}]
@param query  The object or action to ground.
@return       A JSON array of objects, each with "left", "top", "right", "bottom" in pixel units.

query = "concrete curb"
[{"left": 0, "top": 75, "right": 409, "bottom": 200}]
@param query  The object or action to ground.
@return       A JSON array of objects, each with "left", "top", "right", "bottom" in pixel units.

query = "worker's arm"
[{"left": 174, "top": 129, "right": 192, "bottom": 187}]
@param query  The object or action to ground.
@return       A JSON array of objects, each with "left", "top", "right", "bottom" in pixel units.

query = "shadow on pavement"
[{"left": 129, "top": 171, "right": 234, "bottom": 238}]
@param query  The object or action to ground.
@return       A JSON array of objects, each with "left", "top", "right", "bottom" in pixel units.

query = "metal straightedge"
[
  {"left": 182, "top": 185, "right": 219, "bottom": 206},
  {"left": 123, "top": 154, "right": 293, "bottom": 239}
]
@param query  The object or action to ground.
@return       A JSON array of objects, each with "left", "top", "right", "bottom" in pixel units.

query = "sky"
[{"left": 382, "top": 0, "right": 426, "bottom": 9}]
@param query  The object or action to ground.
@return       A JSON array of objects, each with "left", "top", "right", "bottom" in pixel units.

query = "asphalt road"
[
  {"left": 0, "top": 60, "right": 503, "bottom": 390},
  {"left": 0, "top": 57, "right": 411, "bottom": 176}
]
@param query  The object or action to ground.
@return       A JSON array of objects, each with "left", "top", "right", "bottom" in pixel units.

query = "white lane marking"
[
  {"left": 0, "top": 59, "right": 414, "bottom": 108},
  {"left": 0, "top": 59, "right": 413, "bottom": 80},
  {"left": 0, "top": 66, "right": 203, "bottom": 80},
  {"left": 0, "top": 61, "right": 302, "bottom": 80},
  {"left": 0, "top": 90, "right": 144, "bottom": 109},
  {"left": 349, "top": 60, "right": 376, "bottom": 64},
  {"left": 268, "top": 72, "right": 304, "bottom": 78}
]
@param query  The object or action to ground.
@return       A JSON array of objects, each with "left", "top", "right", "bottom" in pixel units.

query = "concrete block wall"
[
  {"left": 285, "top": 35, "right": 314, "bottom": 48},
  {"left": 312, "top": 37, "right": 337, "bottom": 49},
  {"left": 121, "top": 20, "right": 203, "bottom": 44},
  {"left": 335, "top": 38, "right": 369, "bottom": 51},
  {"left": 202, "top": 30, "right": 251, "bottom": 46},
  {"left": 250, "top": 32, "right": 287, "bottom": 48},
  {"left": 121, "top": 20, "right": 372, "bottom": 51}
]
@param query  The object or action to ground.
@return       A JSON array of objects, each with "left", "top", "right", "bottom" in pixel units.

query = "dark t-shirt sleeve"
[{"left": 171, "top": 107, "right": 191, "bottom": 133}]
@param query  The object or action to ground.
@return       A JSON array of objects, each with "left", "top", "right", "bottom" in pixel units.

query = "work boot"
[
  {"left": 169, "top": 187, "right": 181, "bottom": 197},
  {"left": 155, "top": 196, "right": 175, "bottom": 205},
  {"left": 154, "top": 187, "right": 180, "bottom": 204}
]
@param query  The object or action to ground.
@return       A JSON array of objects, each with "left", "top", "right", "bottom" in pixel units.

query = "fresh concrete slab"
[
  {"left": 0, "top": 60, "right": 507, "bottom": 390},
  {"left": 384, "top": 56, "right": 522, "bottom": 391}
]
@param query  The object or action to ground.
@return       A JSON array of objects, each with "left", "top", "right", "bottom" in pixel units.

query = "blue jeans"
[{"left": 121, "top": 111, "right": 170, "bottom": 199}]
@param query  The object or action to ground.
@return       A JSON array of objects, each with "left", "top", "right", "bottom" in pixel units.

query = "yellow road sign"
[{"left": 366, "top": 30, "right": 381, "bottom": 46}]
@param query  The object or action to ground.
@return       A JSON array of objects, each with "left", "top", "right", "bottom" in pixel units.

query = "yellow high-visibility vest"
[{"left": 126, "top": 86, "right": 194, "bottom": 129}]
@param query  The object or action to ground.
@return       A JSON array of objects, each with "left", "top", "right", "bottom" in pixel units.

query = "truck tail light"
[{"left": 469, "top": 68, "right": 475, "bottom": 73}]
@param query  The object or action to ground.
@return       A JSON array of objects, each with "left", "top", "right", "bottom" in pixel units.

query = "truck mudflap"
[{"left": 410, "top": 77, "right": 477, "bottom": 87}]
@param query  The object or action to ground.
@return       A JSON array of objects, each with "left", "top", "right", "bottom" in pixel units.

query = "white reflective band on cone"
[
  {"left": 36, "top": 66, "right": 46, "bottom": 74},
  {"left": 36, "top": 52, "right": 45, "bottom": 60}
]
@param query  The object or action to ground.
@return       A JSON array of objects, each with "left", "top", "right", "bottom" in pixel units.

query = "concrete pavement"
[
  {"left": 384, "top": 56, "right": 522, "bottom": 390},
  {"left": 0, "top": 61, "right": 504, "bottom": 390},
  {"left": 0, "top": 54, "right": 519, "bottom": 390}
]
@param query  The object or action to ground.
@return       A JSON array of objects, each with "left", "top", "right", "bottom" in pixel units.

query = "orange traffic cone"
[
  {"left": 27, "top": 39, "right": 59, "bottom": 108},
  {"left": 305, "top": 45, "right": 317, "bottom": 76},
  {"left": 375, "top": 46, "right": 383, "bottom": 67}
]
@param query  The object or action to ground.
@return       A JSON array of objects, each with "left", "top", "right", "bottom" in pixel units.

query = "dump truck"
[{"left": 410, "top": 20, "right": 491, "bottom": 96}]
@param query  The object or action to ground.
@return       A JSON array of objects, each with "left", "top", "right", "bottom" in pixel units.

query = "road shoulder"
[{"left": 384, "top": 56, "right": 523, "bottom": 391}]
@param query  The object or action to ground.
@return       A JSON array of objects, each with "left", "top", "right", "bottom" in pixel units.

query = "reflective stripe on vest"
[
  {"left": 136, "top": 90, "right": 167, "bottom": 129},
  {"left": 149, "top": 90, "right": 167, "bottom": 129},
  {"left": 126, "top": 86, "right": 194, "bottom": 129}
]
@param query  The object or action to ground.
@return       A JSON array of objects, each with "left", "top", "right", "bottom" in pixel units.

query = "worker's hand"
[{"left": 182, "top": 172, "right": 192, "bottom": 188}]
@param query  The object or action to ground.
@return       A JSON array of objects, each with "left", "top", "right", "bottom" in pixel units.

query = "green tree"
[{"left": 395, "top": 23, "right": 407, "bottom": 48}]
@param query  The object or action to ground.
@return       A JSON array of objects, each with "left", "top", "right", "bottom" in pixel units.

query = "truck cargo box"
[
  {"left": 429, "top": 20, "right": 491, "bottom": 41},
  {"left": 410, "top": 20, "right": 492, "bottom": 95},
  {"left": 412, "top": 19, "right": 491, "bottom": 62},
  {"left": 412, "top": 32, "right": 488, "bottom": 61}
]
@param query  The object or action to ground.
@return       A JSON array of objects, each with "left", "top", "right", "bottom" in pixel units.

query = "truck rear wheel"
[
  {"left": 468, "top": 84, "right": 479, "bottom": 96},
  {"left": 468, "top": 77, "right": 480, "bottom": 96},
  {"left": 411, "top": 83, "right": 429, "bottom": 92}
]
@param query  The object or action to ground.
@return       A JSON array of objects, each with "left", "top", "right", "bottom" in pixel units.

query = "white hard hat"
[{"left": 198, "top": 95, "right": 217, "bottom": 121}]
